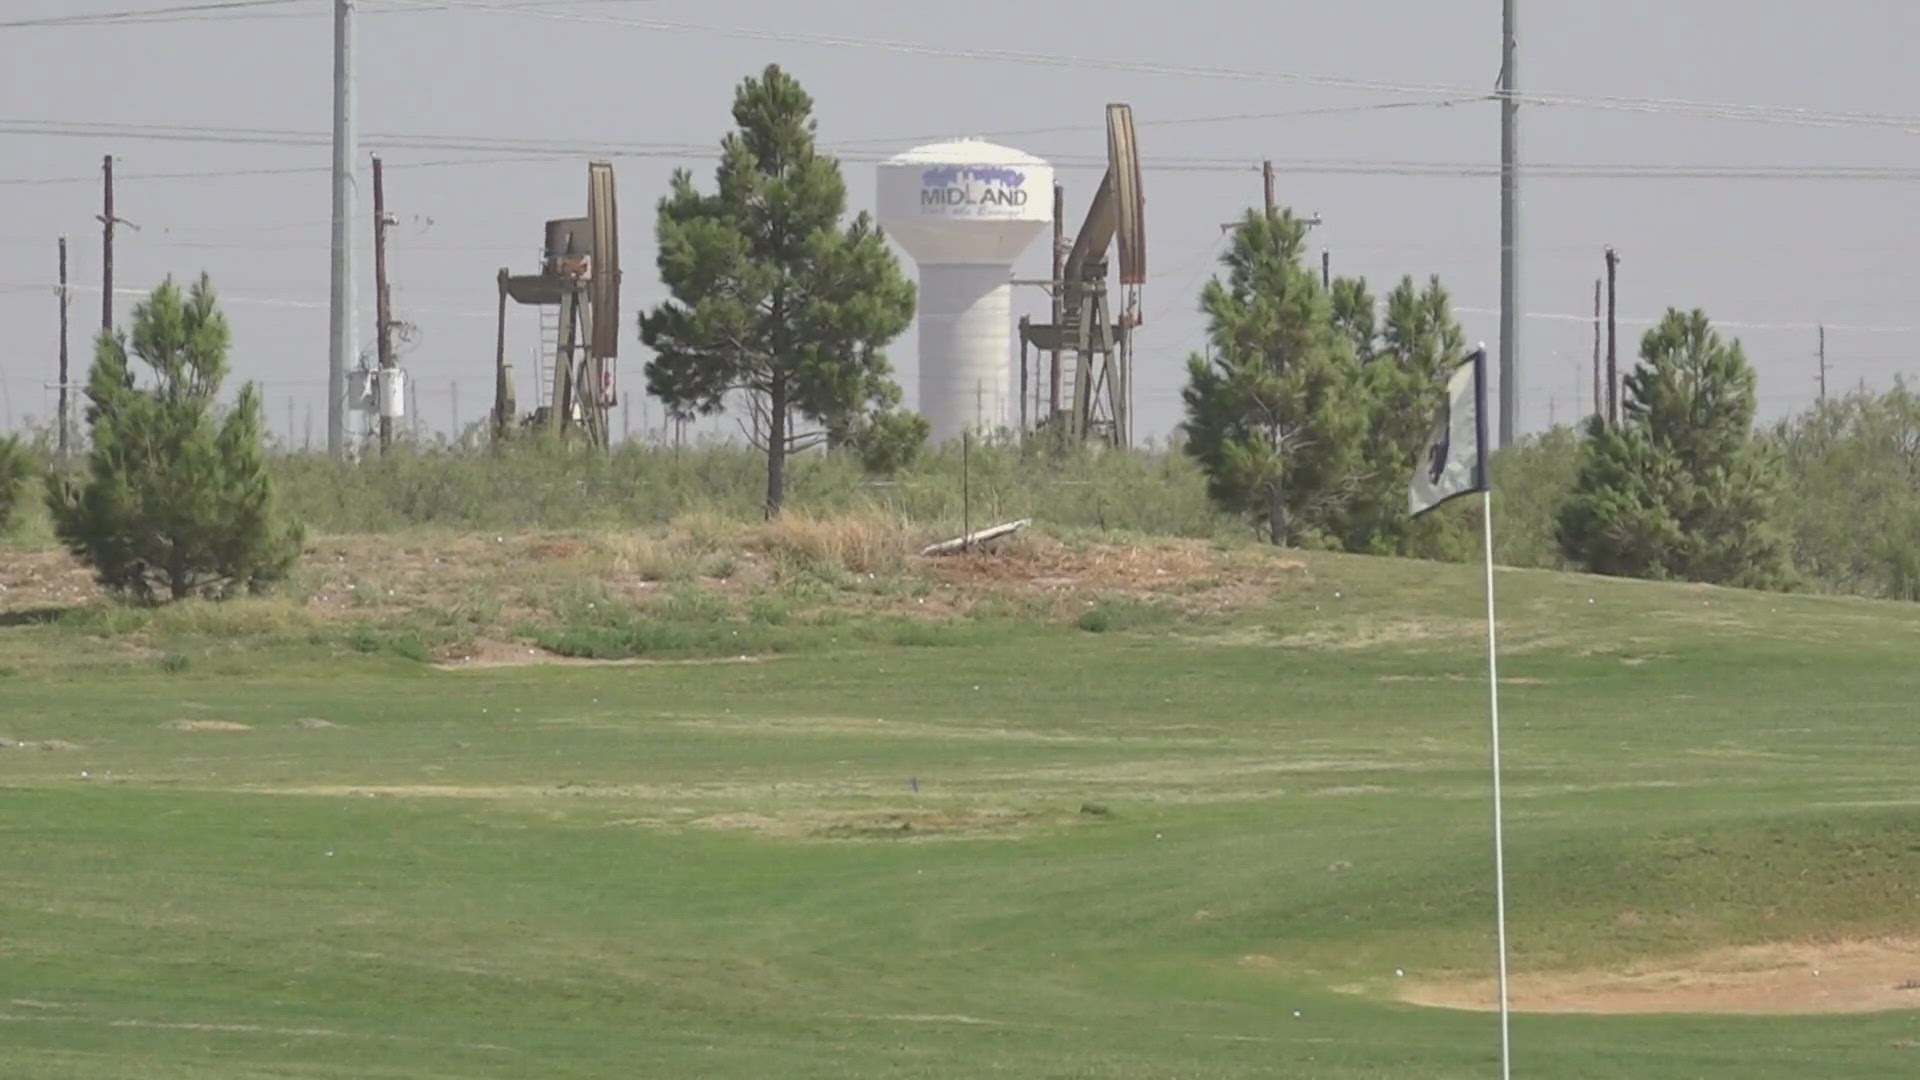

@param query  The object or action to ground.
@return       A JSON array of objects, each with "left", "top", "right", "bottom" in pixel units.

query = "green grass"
[{"left": 2, "top": 547, "right": 1919, "bottom": 1077}]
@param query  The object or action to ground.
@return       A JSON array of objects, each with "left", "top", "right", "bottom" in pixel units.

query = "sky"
[{"left": 3, "top": 0, "right": 1919, "bottom": 450}]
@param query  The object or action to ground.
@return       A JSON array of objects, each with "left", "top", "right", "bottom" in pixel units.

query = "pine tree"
[
  {"left": 0, "top": 435, "right": 31, "bottom": 534},
  {"left": 1318, "top": 275, "right": 1473, "bottom": 555},
  {"left": 1558, "top": 308, "right": 1789, "bottom": 588},
  {"left": 1180, "top": 209, "right": 1368, "bottom": 545},
  {"left": 47, "top": 275, "right": 302, "bottom": 603},
  {"left": 641, "top": 65, "right": 918, "bottom": 516}
]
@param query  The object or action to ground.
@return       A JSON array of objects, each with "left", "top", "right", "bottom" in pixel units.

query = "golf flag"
[{"left": 1408, "top": 347, "right": 1490, "bottom": 518}]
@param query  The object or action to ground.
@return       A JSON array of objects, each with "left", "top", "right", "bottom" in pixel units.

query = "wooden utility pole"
[
  {"left": 372, "top": 155, "right": 395, "bottom": 453},
  {"left": 1604, "top": 247, "right": 1620, "bottom": 425},
  {"left": 99, "top": 155, "right": 115, "bottom": 333},
  {"left": 1017, "top": 316, "right": 1030, "bottom": 434},
  {"left": 1262, "top": 159, "right": 1277, "bottom": 218},
  {"left": 1591, "top": 278, "right": 1603, "bottom": 426},
  {"left": 1048, "top": 182, "right": 1064, "bottom": 424},
  {"left": 1321, "top": 250, "right": 1331, "bottom": 290},
  {"left": 57, "top": 237, "right": 70, "bottom": 459},
  {"left": 1812, "top": 322, "right": 1827, "bottom": 403}
]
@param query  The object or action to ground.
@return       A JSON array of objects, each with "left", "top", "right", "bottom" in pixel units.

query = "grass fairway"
[{"left": 3, "top": 541, "right": 1919, "bottom": 1076}]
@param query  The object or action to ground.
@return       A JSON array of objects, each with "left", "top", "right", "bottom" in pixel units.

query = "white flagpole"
[{"left": 1481, "top": 486, "right": 1513, "bottom": 1079}]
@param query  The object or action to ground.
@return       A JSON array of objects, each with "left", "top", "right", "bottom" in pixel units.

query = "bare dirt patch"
[
  {"left": 431, "top": 639, "right": 775, "bottom": 670},
  {"left": 0, "top": 737, "right": 82, "bottom": 751},
  {"left": 1398, "top": 939, "right": 1920, "bottom": 1015},
  {"left": 690, "top": 805, "right": 1056, "bottom": 841},
  {"left": 163, "top": 719, "right": 251, "bottom": 732},
  {"left": 923, "top": 537, "right": 1306, "bottom": 615},
  {"left": 0, "top": 548, "right": 97, "bottom": 613}
]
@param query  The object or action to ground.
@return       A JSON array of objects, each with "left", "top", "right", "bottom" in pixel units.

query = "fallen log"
[{"left": 919, "top": 518, "right": 1031, "bottom": 556}]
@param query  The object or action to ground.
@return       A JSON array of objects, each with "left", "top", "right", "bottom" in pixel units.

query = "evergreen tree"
[
  {"left": 1179, "top": 209, "right": 1368, "bottom": 545},
  {"left": 47, "top": 275, "right": 302, "bottom": 602},
  {"left": 0, "top": 435, "right": 30, "bottom": 534},
  {"left": 1328, "top": 274, "right": 1471, "bottom": 556},
  {"left": 641, "top": 64, "right": 917, "bottom": 516},
  {"left": 1558, "top": 308, "right": 1789, "bottom": 587}
]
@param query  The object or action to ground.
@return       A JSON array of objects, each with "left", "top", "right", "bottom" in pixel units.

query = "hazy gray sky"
[{"left": 4, "top": 0, "right": 1918, "bottom": 447}]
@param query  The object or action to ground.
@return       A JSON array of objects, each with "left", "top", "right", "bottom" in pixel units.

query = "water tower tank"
[{"left": 877, "top": 139, "right": 1053, "bottom": 444}]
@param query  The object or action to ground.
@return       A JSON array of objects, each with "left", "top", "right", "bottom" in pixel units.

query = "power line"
[
  {"left": 7, "top": 117, "right": 1920, "bottom": 185},
  {"left": 0, "top": 0, "right": 646, "bottom": 28},
  {"left": 0, "top": 1, "right": 305, "bottom": 29},
  {"left": 380, "top": 0, "right": 1920, "bottom": 134}
]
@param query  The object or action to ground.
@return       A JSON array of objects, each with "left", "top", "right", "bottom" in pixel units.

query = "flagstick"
[{"left": 1481, "top": 488, "right": 1513, "bottom": 1079}]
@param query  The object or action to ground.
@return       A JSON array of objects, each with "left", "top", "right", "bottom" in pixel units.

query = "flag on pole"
[
  {"left": 1410, "top": 341, "right": 1516, "bottom": 1080},
  {"left": 1409, "top": 346, "right": 1490, "bottom": 518}
]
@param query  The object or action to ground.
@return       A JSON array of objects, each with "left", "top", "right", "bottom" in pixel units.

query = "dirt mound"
[
  {"left": 1398, "top": 939, "right": 1920, "bottom": 1015},
  {"left": 163, "top": 719, "right": 251, "bottom": 732}
]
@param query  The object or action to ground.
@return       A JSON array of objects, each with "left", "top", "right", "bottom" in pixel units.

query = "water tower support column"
[{"left": 917, "top": 263, "right": 1012, "bottom": 445}]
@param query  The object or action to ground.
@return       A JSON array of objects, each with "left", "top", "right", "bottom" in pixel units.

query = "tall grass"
[{"left": 268, "top": 439, "right": 1238, "bottom": 539}]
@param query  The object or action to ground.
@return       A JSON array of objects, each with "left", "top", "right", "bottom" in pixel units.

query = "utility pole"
[
  {"left": 622, "top": 392, "right": 631, "bottom": 445},
  {"left": 1498, "top": 0, "right": 1522, "bottom": 448},
  {"left": 1017, "top": 316, "right": 1029, "bottom": 434},
  {"left": 1812, "top": 322, "right": 1827, "bottom": 403},
  {"left": 328, "top": 0, "right": 358, "bottom": 459},
  {"left": 1591, "top": 278, "right": 1602, "bottom": 426},
  {"left": 1321, "top": 250, "right": 1331, "bottom": 291},
  {"left": 1262, "top": 159, "right": 1277, "bottom": 218},
  {"left": 99, "top": 155, "right": 116, "bottom": 333},
  {"left": 1604, "top": 247, "right": 1619, "bottom": 426},
  {"left": 450, "top": 380, "right": 459, "bottom": 441},
  {"left": 372, "top": 154, "right": 394, "bottom": 453},
  {"left": 57, "top": 237, "right": 70, "bottom": 459},
  {"left": 1049, "top": 181, "right": 1064, "bottom": 425}
]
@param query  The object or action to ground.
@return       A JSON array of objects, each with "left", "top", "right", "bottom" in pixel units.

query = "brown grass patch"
[
  {"left": 1, "top": 737, "right": 83, "bottom": 751},
  {"left": 432, "top": 639, "right": 775, "bottom": 671},
  {"left": 1398, "top": 939, "right": 1920, "bottom": 1015},
  {"left": 163, "top": 719, "right": 251, "bottom": 732}
]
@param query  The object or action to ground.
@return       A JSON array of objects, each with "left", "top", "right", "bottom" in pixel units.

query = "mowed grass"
[{"left": 2, "top": 545, "right": 1920, "bottom": 1077}]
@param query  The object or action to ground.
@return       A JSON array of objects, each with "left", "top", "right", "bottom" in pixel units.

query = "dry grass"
[{"left": 0, "top": 517, "right": 1309, "bottom": 668}]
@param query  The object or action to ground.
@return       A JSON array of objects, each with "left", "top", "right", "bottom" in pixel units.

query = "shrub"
[
  {"left": 47, "top": 275, "right": 303, "bottom": 602},
  {"left": 0, "top": 435, "right": 33, "bottom": 534}
]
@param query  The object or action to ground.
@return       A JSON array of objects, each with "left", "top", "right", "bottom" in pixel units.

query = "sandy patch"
[
  {"left": 163, "top": 719, "right": 251, "bottom": 732},
  {"left": 431, "top": 639, "right": 773, "bottom": 670},
  {"left": 1, "top": 737, "right": 82, "bottom": 751},
  {"left": 691, "top": 806, "right": 1048, "bottom": 841},
  {"left": 1398, "top": 939, "right": 1920, "bottom": 1015}
]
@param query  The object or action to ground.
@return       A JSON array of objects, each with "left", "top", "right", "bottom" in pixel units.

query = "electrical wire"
[
  {"left": 6, "top": 118, "right": 1920, "bottom": 186},
  {"left": 378, "top": 0, "right": 1920, "bottom": 134},
  {"left": 0, "top": 1, "right": 306, "bottom": 29}
]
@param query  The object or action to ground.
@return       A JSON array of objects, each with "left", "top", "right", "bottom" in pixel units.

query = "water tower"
[{"left": 878, "top": 139, "right": 1053, "bottom": 444}]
